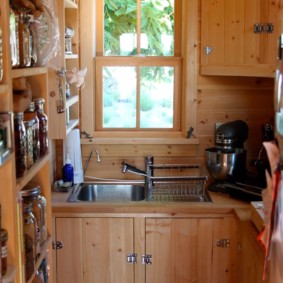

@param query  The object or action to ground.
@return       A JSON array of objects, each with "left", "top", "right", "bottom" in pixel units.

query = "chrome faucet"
[
  {"left": 84, "top": 149, "right": 101, "bottom": 176},
  {"left": 121, "top": 156, "right": 154, "bottom": 200}
]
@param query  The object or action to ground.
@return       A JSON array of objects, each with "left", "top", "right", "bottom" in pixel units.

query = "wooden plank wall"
[
  {"left": 52, "top": 0, "right": 275, "bottom": 182},
  {"left": 77, "top": 76, "right": 273, "bottom": 181}
]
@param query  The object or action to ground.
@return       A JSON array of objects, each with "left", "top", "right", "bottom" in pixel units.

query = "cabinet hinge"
[
  {"left": 141, "top": 254, "right": 152, "bottom": 265},
  {"left": 264, "top": 23, "right": 273, "bottom": 33},
  {"left": 254, "top": 23, "right": 264, "bottom": 33},
  {"left": 216, "top": 239, "right": 230, "bottom": 248},
  {"left": 52, "top": 240, "right": 63, "bottom": 250},
  {"left": 254, "top": 23, "right": 274, "bottom": 33},
  {"left": 127, "top": 253, "right": 137, "bottom": 264}
]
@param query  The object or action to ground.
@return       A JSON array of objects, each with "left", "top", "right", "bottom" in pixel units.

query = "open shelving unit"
[
  {"left": 48, "top": 0, "right": 80, "bottom": 140},
  {"left": 0, "top": 1, "right": 53, "bottom": 281}
]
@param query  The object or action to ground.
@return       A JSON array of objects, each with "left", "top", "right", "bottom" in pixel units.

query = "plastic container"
[{"left": 62, "top": 154, "right": 74, "bottom": 185}]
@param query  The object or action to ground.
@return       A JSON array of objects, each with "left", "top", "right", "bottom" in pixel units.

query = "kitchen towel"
[{"left": 65, "top": 129, "right": 84, "bottom": 184}]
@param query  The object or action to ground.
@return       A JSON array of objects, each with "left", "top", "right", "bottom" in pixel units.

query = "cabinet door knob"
[
  {"left": 203, "top": 46, "right": 213, "bottom": 55},
  {"left": 141, "top": 254, "right": 152, "bottom": 265}
]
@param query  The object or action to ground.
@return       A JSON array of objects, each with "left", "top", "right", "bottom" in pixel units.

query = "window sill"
[{"left": 80, "top": 137, "right": 199, "bottom": 145}]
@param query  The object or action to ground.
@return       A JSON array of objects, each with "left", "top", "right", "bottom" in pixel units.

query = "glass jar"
[
  {"left": 28, "top": 15, "right": 38, "bottom": 67},
  {"left": 23, "top": 203, "right": 37, "bottom": 281},
  {"left": 10, "top": 9, "right": 19, "bottom": 68},
  {"left": 24, "top": 120, "right": 34, "bottom": 169},
  {"left": 14, "top": 112, "right": 27, "bottom": 178},
  {"left": 33, "top": 98, "right": 48, "bottom": 157},
  {"left": 17, "top": 8, "right": 31, "bottom": 67},
  {"left": 24, "top": 102, "right": 40, "bottom": 163},
  {"left": 21, "top": 184, "right": 47, "bottom": 247},
  {"left": 0, "top": 26, "right": 3, "bottom": 82},
  {"left": 1, "top": 229, "right": 8, "bottom": 276}
]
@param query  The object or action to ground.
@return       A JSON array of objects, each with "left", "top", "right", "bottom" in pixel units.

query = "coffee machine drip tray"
[{"left": 209, "top": 181, "right": 263, "bottom": 201}]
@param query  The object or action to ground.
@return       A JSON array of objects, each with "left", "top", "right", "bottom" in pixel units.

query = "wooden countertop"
[{"left": 51, "top": 189, "right": 250, "bottom": 216}]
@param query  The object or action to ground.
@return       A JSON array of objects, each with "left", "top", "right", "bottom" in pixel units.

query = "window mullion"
[
  {"left": 137, "top": 0, "right": 141, "bottom": 54},
  {"left": 136, "top": 66, "right": 141, "bottom": 129}
]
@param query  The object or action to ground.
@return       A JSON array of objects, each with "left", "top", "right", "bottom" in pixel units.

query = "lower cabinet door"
[
  {"left": 54, "top": 217, "right": 135, "bottom": 283},
  {"left": 82, "top": 217, "right": 135, "bottom": 283},
  {"left": 144, "top": 217, "right": 238, "bottom": 283},
  {"left": 55, "top": 218, "right": 84, "bottom": 283}
]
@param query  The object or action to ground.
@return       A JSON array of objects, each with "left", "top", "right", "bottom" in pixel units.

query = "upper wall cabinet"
[{"left": 200, "top": 0, "right": 283, "bottom": 78}]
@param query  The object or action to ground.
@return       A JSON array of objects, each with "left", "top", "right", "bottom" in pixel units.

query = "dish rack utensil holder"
[{"left": 148, "top": 164, "right": 210, "bottom": 202}]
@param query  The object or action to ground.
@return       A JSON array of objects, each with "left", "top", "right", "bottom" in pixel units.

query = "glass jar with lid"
[
  {"left": 10, "top": 9, "right": 20, "bottom": 68},
  {"left": 21, "top": 184, "right": 47, "bottom": 247},
  {"left": 14, "top": 112, "right": 27, "bottom": 178},
  {"left": 24, "top": 120, "right": 34, "bottom": 169},
  {"left": 1, "top": 228, "right": 8, "bottom": 276},
  {"left": 23, "top": 203, "right": 37, "bottom": 281},
  {"left": 24, "top": 102, "right": 40, "bottom": 163},
  {"left": 0, "top": 26, "right": 3, "bottom": 82},
  {"left": 33, "top": 98, "right": 48, "bottom": 157},
  {"left": 16, "top": 8, "right": 31, "bottom": 67}
]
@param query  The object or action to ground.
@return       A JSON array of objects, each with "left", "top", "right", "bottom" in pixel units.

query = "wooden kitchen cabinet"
[
  {"left": 236, "top": 214, "right": 269, "bottom": 283},
  {"left": 200, "top": 0, "right": 283, "bottom": 77},
  {"left": 53, "top": 215, "right": 238, "bottom": 283},
  {"left": 144, "top": 217, "right": 238, "bottom": 283}
]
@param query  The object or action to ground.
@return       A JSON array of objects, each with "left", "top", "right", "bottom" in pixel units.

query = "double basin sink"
[{"left": 67, "top": 182, "right": 212, "bottom": 203}]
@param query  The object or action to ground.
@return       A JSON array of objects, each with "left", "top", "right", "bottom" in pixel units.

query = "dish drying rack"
[{"left": 148, "top": 163, "right": 210, "bottom": 202}]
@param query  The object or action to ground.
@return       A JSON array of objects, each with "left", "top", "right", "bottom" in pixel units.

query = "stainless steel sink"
[{"left": 67, "top": 183, "right": 145, "bottom": 202}]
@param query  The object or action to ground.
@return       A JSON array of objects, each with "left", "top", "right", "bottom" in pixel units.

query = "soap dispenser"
[{"left": 62, "top": 153, "right": 74, "bottom": 186}]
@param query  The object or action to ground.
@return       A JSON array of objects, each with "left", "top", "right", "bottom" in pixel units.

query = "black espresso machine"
[{"left": 205, "top": 120, "right": 271, "bottom": 201}]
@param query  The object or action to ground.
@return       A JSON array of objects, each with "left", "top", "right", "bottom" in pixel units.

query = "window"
[{"left": 95, "top": 0, "right": 183, "bottom": 135}]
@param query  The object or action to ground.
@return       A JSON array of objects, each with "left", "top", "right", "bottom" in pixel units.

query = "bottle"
[
  {"left": 24, "top": 120, "right": 34, "bottom": 169},
  {"left": 24, "top": 102, "right": 40, "bottom": 163},
  {"left": 62, "top": 154, "right": 74, "bottom": 185},
  {"left": 14, "top": 112, "right": 27, "bottom": 178},
  {"left": 33, "top": 98, "right": 48, "bottom": 157}
]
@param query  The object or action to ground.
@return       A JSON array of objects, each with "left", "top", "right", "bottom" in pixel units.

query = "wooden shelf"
[
  {"left": 66, "top": 94, "right": 79, "bottom": 108},
  {"left": 64, "top": 0, "right": 77, "bottom": 8},
  {"left": 16, "top": 154, "right": 50, "bottom": 192},
  {"left": 66, "top": 119, "right": 79, "bottom": 134},
  {"left": 11, "top": 67, "right": 48, "bottom": 79}
]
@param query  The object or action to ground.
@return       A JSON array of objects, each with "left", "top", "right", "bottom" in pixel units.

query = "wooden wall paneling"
[
  {"left": 183, "top": 0, "right": 199, "bottom": 135},
  {"left": 80, "top": 0, "right": 95, "bottom": 135}
]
